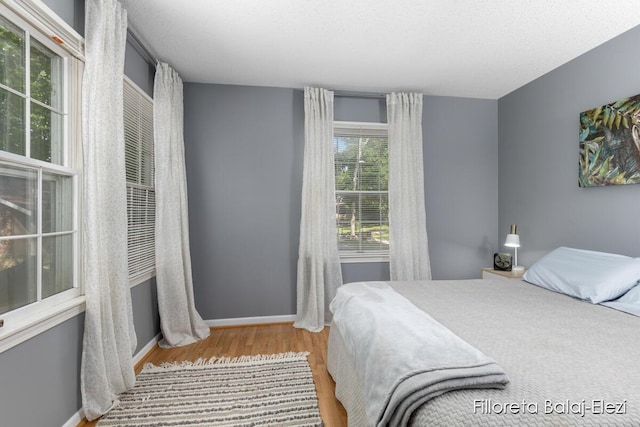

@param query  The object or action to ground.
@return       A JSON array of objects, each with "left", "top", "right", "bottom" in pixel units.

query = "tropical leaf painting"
[{"left": 579, "top": 94, "right": 640, "bottom": 187}]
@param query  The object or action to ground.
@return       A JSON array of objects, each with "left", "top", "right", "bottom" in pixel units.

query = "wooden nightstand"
[{"left": 481, "top": 268, "right": 525, "bottom": 280}]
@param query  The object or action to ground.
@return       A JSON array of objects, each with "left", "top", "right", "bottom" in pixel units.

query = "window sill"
[
  {"left": 340, "top": 254, "right": 389, "bottom": 264},
  {"left": 0, "top": 296, "right": 86, "bottom": 354},
  {"left": 0, "top": 273, "right": 155, "bottom": 354}
]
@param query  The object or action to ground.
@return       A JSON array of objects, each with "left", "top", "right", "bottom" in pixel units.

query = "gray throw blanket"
[{"left": 330, "top": 282, "right": 509, "bottom": 426}]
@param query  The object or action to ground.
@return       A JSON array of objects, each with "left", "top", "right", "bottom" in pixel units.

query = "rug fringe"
[{"left": 141, "top": 351, "right": 311, "bottom": 372}]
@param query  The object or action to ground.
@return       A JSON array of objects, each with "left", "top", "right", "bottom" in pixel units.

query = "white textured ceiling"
[{"left": 120, "top": 0, "right": 640, "bottom": 99}]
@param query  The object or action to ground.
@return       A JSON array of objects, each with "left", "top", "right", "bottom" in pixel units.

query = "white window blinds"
[
  {"left": 124, "top": 78, "right": 155, "bottom": 284},
  {"left": 333, "top": 122, "right": 389, "bottom": 257}
]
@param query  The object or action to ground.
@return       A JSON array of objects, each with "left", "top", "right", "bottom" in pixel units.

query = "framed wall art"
[{"left": 579, "top": 94, "right": 640, "bottom": 187}]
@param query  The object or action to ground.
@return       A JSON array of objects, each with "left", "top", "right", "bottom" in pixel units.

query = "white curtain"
[
  {"left": 154, "top": 63, "right": 210, "bottom": 347},
  {"left": 294, "top": 87, "right": 343, "bottom": 332},
  {"left": 387, "top": 92, "right": 432, "bottom": 281},
  {"left": 80, "top": 0, "right": 137, "bottom": 420}
]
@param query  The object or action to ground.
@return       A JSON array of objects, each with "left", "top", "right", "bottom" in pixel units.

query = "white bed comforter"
[{"left": 330, "top": 281, "right": 509, "bottom": 426}]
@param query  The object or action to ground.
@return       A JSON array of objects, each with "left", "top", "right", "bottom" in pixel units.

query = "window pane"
[
  {"left": 337, "top": 223, "right": 390, "bottom": 252},
  {"left": 124, "top": 82, "right": 154, "bottom": 187},
  {"left": 42, "top": 172, "right": 72, "bottom": 233},
  {"left": 334, "top": 137, "right": 358, "bottom": 193},
  {"left": 124, "top": 91, "right": 140, "bottom": 184},
  {"left": 334, "top": 136, "right": 388, "bottom": 192},
  {"left": 336, "top": 192, "right": 389, "bottom": 251},
  {"left": 0, "top": 15, "right": 25, "bottom": 93},
  {"left": 0, "top": 88, "right": 25, "bottom": 155},
  {"left": 124, "top": 134, "right": 140, "bottom": 184},
  {"left": 30, "top": 38, "right": 63, "bottom": 109},
  {"left": 0, "top": 163, "right": 37, "bottom": 236},
  {"left": 42, "top": 233, "right": 73, "bottom": 298},
  {"left": 140, "top": 139, "right": 154, "bottom": 186},
  {"left": 359, "top": 193, "right": 388, "bottom": 222},
  {"left": 31, "top": 102, "right": 63, "bottom": 163},
  {"left": 359, "top": 163, "right": 387, "bottom": 191},
  {"left": 334, "top": 128, "right": 389, "bottom": 255},
  {"left": 127, "top": 186, "right": 155, "bottom": 280},
  {"left": 0, "top": 237, "right": 37, "bottom": 314}
]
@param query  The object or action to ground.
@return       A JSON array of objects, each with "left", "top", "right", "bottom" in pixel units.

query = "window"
[
  {"left": 0, "top": 3, "right": 81, "bottom": 334},
  {"left": 124, "top": 77, "right": 155, "bottom": 285},
  {"left": 334, "top": 121, "right": 389, "bottom": 261}
]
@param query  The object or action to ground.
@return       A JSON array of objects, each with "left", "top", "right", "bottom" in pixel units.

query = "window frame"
[
  {"left": 0, "top": 0, "right": 84, "bottom": 354},
  {"left": 334, "top": 121, "right": 390, "bottom": 263}
]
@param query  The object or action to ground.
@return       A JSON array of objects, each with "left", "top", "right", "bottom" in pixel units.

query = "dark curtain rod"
[
  {"left": 127, "top": 28, "right": 157, "bottom": 68},
  {"left": 333, "top": 90, "right": 386, "bottom": 99}
]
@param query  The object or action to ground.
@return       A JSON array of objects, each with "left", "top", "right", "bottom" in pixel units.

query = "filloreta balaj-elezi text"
[{"left": 473, "top": 399, "right": 628, "bottom": 417}]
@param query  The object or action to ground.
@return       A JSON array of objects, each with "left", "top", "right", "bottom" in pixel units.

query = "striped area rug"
[{"left": 97, "top": 352, "right": 323, "bottom": 427}]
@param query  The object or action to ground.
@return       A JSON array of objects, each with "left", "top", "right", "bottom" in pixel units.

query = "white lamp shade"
[{"left": 504, "top": 233, "right": 520, "bottom": 248}]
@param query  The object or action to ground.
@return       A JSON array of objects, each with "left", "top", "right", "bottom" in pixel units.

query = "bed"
[{"left": 327, "top": 250, "right": 640, "bottom": 426}]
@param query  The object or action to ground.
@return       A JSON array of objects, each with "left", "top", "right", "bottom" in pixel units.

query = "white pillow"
[
  {"left": 614, "top": 282, "right": 640, "bottom": 303},
  {"left": 523, "top": 247, "right": 640, "bottom": 303},
  {"left": 601, "top": 284, "right": 640, "bottom": 316}
]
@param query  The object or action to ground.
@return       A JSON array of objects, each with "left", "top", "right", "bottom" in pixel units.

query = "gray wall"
[
  {"left": 498, "top": 25, "right": 640, "bottom": 267},
  {"left": 424, "top": 96, "right": 499, "bottom": 279},
  {"left": 41, "top": 0, "right": 84, "bottom": 35},
  {"left": 131, "top": 278, "right": 160, "bottom": 353},
  {"left": 184, "top": 85, "right": 303, "bottom": 319},
  {"left": 0, "top": 313, "right": 84, "bottom": 427},
  {"left": 0, "top": 2, "right": 160, "bottom": 426},
  {"left": 334, "top": 96, "right": 387, "bottom": 123},
  {"left": 125, "top": 39, "right": 155, "bottom": 97},
  {"left": 183, "top": 85, "right": 498, "bottom": 320},
  {"left": 0, "top": 283, "right": 158, "bottom": 427}
]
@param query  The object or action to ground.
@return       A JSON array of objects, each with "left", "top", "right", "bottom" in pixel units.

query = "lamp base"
[{"left": 512, "top": 265, "right": 525, "bottom": 273}]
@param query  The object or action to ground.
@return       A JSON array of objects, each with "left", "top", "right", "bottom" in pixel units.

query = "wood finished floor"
[{"left": 78, "top": 323, "right": 347, "bottom": 427}]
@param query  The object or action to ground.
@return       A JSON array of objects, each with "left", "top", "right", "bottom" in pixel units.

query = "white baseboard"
[
  {"left": 61, "top": 333, "right": 161, "bottom": 427},
  {"left": 133, "top": 333, "right": 161, "bottom": 365},
  {"left": 61, "top": 409, "right": 84, "bottom": 427},
  {"left": 206, "top": 314, "right": 296, "bottom": 328}
]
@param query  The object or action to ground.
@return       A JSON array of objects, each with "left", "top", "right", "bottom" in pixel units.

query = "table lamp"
[{"left": 504, "top": 224, "right": 524, "bottom": 273}]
